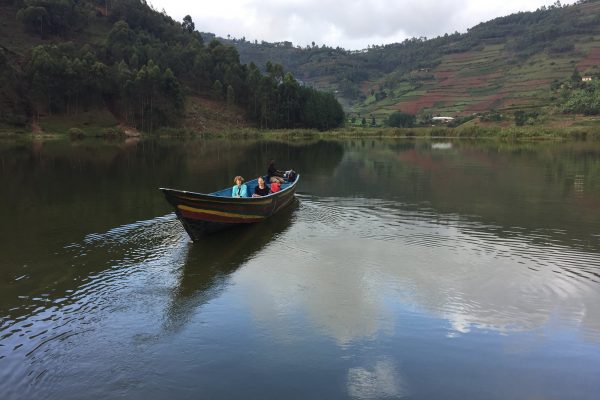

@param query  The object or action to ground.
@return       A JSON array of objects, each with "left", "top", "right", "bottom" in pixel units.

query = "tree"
[
  {"left": 182, "top": 15, "right": 195, "bottom": 33},
  {"left": 106, "top": 21, "right": 136, "bottom": 62},
  {"left": 227, "top": 84, "right": 235, "bottom": 108},
  {"left": 562, "top": 79, "right": 600, "bottom": 115},
  {"left": 212, "top": 80, "right": 223, "bottom": 99},
  {"left": 17, "top": 0, "right": 89, "bottom": 36},
  {"left": 386, "top": 111, "right": 415, "bottom": 128},
  {"left": 16, "top": 6, "right": 47, "bottom": 36},
  {"left": 0, "top": 49, "right": 28, "bottom": 126},
  {"left": 266, "top": 61, "right": 284, "bottom": 82},
  {"left": 571, "top": 68, "right": 582, "bottom": 84},
  {"left": 13, "top": 0, "right": 344, "bottom": 132},
  {"left": 514, "top": 111, "right": 526, "bottom": 126}
]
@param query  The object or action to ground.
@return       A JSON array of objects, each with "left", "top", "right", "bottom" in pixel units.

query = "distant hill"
[
  {"left": 219, "top": 0, "right": 600, "bottom": 122},
  {"left": 0, "top": 0, "right": 344, "bottom": 133},
  {"left": 4, "top": 0, "right": 600, "bottom": 133}
]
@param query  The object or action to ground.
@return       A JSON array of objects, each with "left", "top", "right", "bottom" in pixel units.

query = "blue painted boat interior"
[{"left": 210, "top": 176, "right": 295, "bottom": 197}]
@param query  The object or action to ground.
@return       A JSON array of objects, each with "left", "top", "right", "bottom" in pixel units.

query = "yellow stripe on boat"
[{"left": 177, "top": 204, "right": 266, "bottom": 219}]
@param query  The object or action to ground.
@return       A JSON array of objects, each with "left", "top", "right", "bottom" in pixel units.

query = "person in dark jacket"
[
  {"left": 253, "top": 176, "right": 270, "bottom": 197},
  {"left": 267, "top": 160, "right": 285, "bottom": 184}
]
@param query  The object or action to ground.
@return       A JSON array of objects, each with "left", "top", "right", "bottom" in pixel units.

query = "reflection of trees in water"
[
  {"left": 326, "top": 139, "right": 600, "bottom": 251},
  {"left": 277, "top": 140, "right": 345, "bottom": 176},
  {"left": 0, "top": 138, "right": 345, "bottom": 200},
  {"left": 3, "top": 136, "right": 598, "bottom": 253},
  {"left": 163, "top": 202, "right": 297, "bottom": 333},
  {"left": 0, "top": 137, "right": 342, "bottom": 244},
  {"left": 190, "top": 139, "right": 346, "bottom": 183}
]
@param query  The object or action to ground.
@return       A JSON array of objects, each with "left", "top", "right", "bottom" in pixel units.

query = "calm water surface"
[{"left": 1, "top": 138, "right": 600, "bottom": 399}]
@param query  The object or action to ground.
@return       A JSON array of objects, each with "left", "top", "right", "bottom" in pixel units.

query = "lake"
[{"left": 1, "top": 137, "right": 600, "bottom": 400}]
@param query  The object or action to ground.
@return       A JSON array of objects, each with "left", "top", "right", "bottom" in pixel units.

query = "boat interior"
[{"left": 211, "top": 175, "right": 296, "bottom": 198}]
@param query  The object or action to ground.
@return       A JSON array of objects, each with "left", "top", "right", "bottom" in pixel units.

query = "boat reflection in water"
[{"left": 163, "top": 200, "right": 298, "bottom": 332}]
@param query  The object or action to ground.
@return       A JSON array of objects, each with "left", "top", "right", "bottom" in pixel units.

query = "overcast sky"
[{"left": 148, "top": 0, "right": 576, "bottom": 50}]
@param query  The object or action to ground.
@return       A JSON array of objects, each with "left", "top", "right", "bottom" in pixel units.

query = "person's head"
[
  {"left": 234, "top": 176, "right": 244, "bottom": 186},
  {"left": 268, "top": 159, "right": 275, "bottom": 167},
  {"left": 257, "top": 176, "right": 265, "bottom": 187}
]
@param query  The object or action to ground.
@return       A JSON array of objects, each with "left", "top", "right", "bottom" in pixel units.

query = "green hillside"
[
  {"left": 223, "top": 0, "right": 600, "bottom": 124},
  {"left": 4, "top": 0, "right": 600, "bottom": 133},
  {"left": 0, "top": 0, "right": 344, "bottom": 133}
]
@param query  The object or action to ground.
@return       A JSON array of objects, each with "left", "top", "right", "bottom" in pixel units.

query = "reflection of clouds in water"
[
  {"left": 390, "top": 229, "right": 600, "bottom": 341},
  {"left": 300, "top": 239, "right": 396, "bottom": 344},
  {"left": 236, "top": 237, "right": 396, "bottom": 345},
  {"left": 347, "top": 359, "right": 407, "bottom": 400},
  {"left": 446, "top": 313, "right": 473, "bottom": 336},
  {"left": 235, "top": 199, "right": 600, "bottom": 344}
]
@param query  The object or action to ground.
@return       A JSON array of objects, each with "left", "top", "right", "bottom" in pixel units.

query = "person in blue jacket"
[{"left": 231, "top": 175, "right": 248, "bottom": 198}]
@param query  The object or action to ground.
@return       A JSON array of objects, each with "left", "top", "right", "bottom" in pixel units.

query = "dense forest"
[{"left": 0, "top": 0, "right": 344, "bottom": 131}]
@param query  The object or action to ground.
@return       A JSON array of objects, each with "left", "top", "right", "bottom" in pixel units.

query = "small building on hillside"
[
  {"left": 582, "top": 76, "right": 593, "bottom": 82},
  {"left": 432, "top": 116, "right": 455, "bottom": 124}
]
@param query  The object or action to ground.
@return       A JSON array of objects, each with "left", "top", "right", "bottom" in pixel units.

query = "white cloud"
[
  {"left": 347, "top": 359, "right": 408, "bottom": 399},
  {"left": 148, "top": 0, "right": 577, "bottom": 49}
]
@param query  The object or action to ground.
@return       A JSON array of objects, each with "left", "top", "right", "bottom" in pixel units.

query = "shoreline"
[{"left": 2, "top": 124, "right": 599, "bottom": 141}]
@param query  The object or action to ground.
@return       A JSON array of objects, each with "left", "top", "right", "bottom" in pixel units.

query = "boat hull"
[{"left": 160, "top": 175, "right": 299, "bottom": 240}]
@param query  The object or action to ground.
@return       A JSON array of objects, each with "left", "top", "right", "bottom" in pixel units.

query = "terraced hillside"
[
  {"left": 227, "top": 0, "right": 600, "bottom": 120},
  {"left": 369, "top": 35, "right": 600, "bottom": 120},
  {"left": 374, "top": 43, "right": 578, "bottom": 117}
]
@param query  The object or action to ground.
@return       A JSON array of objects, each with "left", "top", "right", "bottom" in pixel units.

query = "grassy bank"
[
  {"left": 4, "top": 122, "right": 600, "bottom": 141},
  {"left": 324, "top": 125, "right": 600, "bottom": 140},
  {"left": 153, "top": 124, "right": 600, "bottom": 141}
]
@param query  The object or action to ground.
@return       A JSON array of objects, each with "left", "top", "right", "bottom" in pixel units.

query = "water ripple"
[
  {"left": 2, "top": 194, "right": 600, "bottom": 398},
  {"left": 296, "top": 195, "right": 600, "bottom": 287},
  {"left": 274, "top": 195, "right": 600, "bottom": 339},
  {"left": 0, "top": 213, "right": 190, "bottom": 397}
]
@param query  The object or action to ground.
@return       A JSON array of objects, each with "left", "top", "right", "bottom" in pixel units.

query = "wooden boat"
[{"left": 160, "top": 175, "right": 299, "bottom": 240}]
